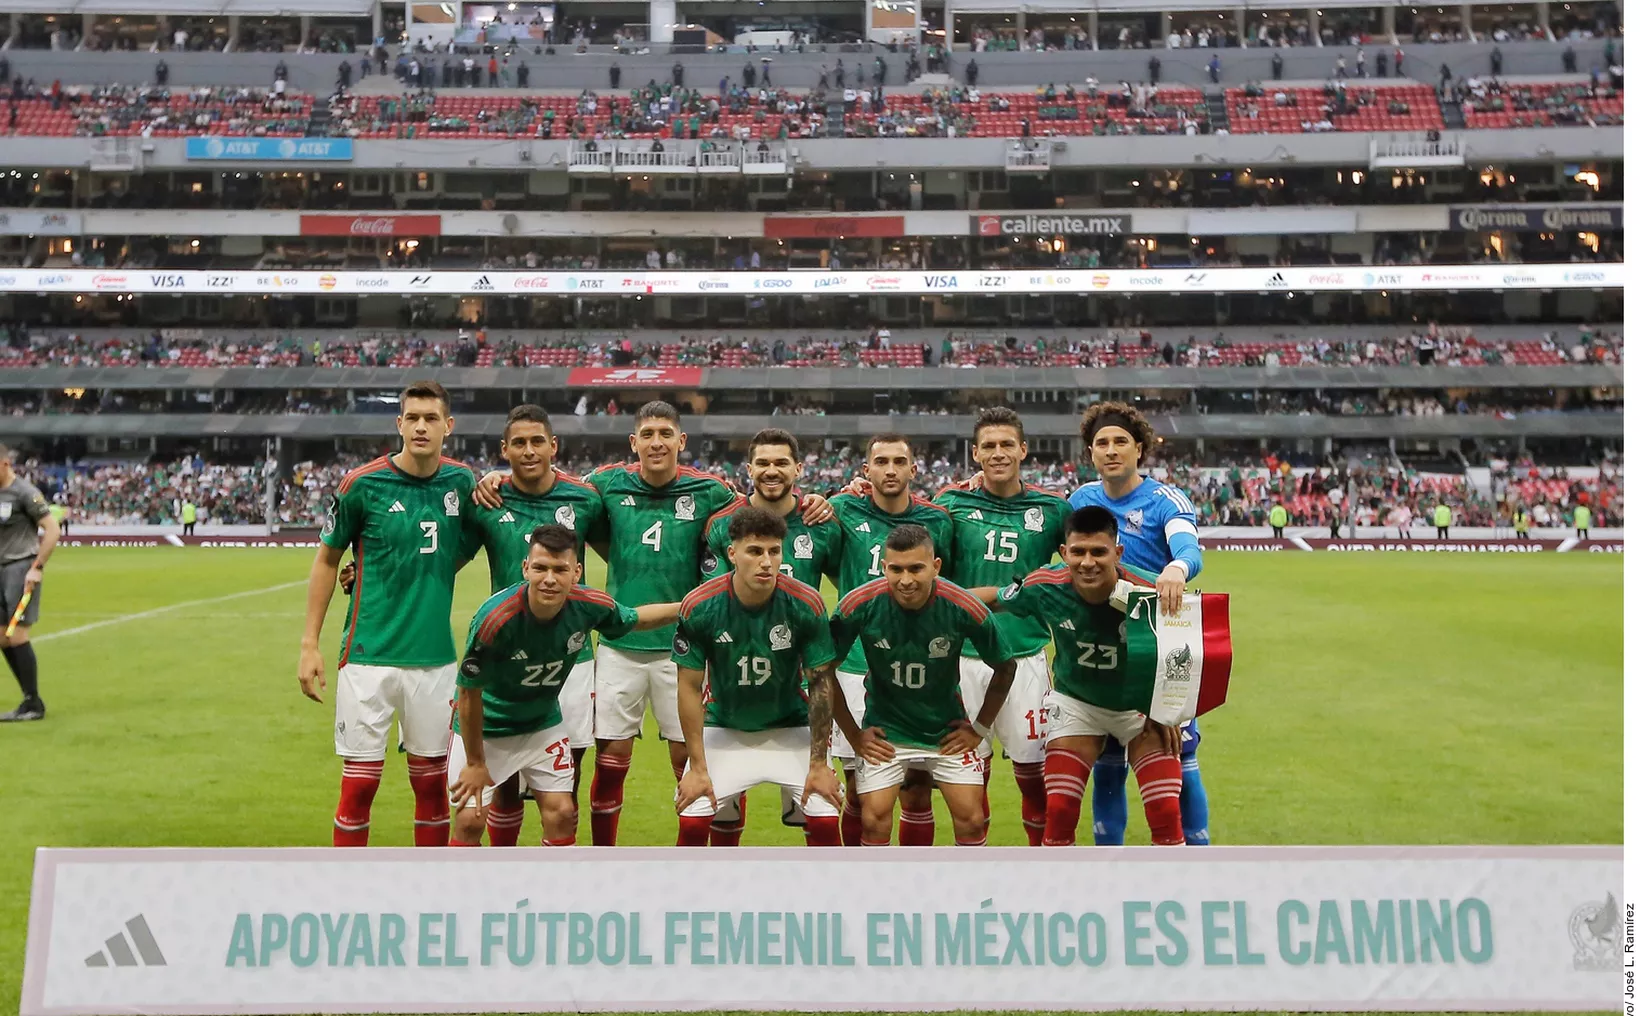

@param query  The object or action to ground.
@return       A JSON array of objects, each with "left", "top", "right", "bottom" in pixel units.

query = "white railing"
[
  {"left": 1368, "top": 135, "right": 1466, "bottom": 168},
  {"left": 567, "top": 147, "right": 615, "bottom": 172},
  {"left": 1004, "top": 145, "right": 1052, "bottom": 172}
]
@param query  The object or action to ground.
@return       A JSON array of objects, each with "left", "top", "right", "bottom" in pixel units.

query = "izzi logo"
[{"left": 84, "top": 914, "right": 167, "bottom": 968}]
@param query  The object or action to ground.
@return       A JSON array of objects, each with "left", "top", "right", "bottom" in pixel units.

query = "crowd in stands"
[{"left": 1456, "top": 78, "right": 1625, "bottom": 128}]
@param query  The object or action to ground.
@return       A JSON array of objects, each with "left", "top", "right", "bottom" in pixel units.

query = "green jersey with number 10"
[
  {"left": 827, "top": 492, "right": 954, "bottom": 675},
  {"left": 588, "top": 464, "right": 742, "bottom": 653},
  {"left": 935, "top": 481, "right": 1072, "bottom": 659}
]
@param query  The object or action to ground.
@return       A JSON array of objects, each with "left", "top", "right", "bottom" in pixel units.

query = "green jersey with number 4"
[
  {"left": 587, "top": 464, "right": 743, "bottom": 653},
  {"left": 993, "top": 565, "right": 1160, "bottom": 712},
  {"left": 830, "top": 577, "right": 1006, "bottom": 749},
  {"left": 321, "top": 456, "right": 476, "bottom": 669},
  {"left": 828, "top": 492, "right": 954, "bottom": 675},
  {"left": 700, "top": 498, "right": 843, "bottom": 592},
  {"left": 935, "top": 481, "right": 1071, "bottom": 659},
  {"left": 672, "top": 574, "right": 837, "bottom": 732},
  {"left": 458, "top": 583, "right": 639, "bottom": 737}
]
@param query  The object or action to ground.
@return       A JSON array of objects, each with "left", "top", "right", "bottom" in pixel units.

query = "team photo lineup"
[{"left": 295, "top": 385, "right": 1213, "bottom": 850}]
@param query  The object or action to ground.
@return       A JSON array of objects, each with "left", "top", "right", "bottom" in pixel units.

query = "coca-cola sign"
[{"left": 299, "top": 214, "right": 442, "bottom": 237}]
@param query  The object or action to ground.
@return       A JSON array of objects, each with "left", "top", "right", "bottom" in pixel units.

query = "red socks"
[
  {"left": 898, "top": 808, "right": 936, "bottom": 846},
  {"left": 542, "top": 835, "right": 576, "bottom": 847},
  {"left": 956, "top": 830, "right": 988, "bottom": 846},
  {"left": 841, "top": 798, "right": 863, "bottom": 846},
  {"left": 710, "top": 793, "right": 748, "bottom": 847},
  {"left": 860, "top": 833, "right": 890, "bottom": 847},
  {"left": 676, "top": 814, "right": 713, "bottom": 846},
  {"left": 804, "top": 814, "right": 842, "bottom": 846},
  {"left": 407, "top": 755, "right": 449, "bottom": 847},
  {"left": 486, "top": 799, "right": 525, "bottom": 847},
  {"left": 1013, "top": 760, "right": 1047, "bottom": 846},
  {"left": 334, "top": 760, "right": 383, "bottom": 847},
  {"left": 590, "top": 752, "right": 631, "bottom": 846},
  {"left": 448, "top": 837, "right": 479, "bottom": 846},
  {"left": 1134, "top": 750, "right": 1186, "bottom": 846},
  {"left": 1043, "top": 747, "right": 1092, "bottom": 846}
]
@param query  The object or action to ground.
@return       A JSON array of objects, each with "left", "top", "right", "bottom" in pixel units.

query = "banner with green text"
[{"left": 22, "top": 845, "right": 1622, "bottom": 1014}]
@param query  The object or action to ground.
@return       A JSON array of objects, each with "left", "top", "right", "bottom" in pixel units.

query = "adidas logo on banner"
[
  {"left": 1058, "top": 619, "right": 1077, "bottom": 631},
  {"left": 621, "top": 496, "right": 637, "bottom": 507},
  {"left": 499, "top": 511, "right": 516, "bottom": 524},
  {"left": 85, "top": 915, "right": 167, "bottom": 968},
  {"left": 388, "top": 501, "right": 406, "bottom": 513},
  {"left": 968, "top": 510, "right": 984, "bottom": 520},
  {"left": 855, "top": 522, "right": 872, "bottom": 533},
  {"left": 511, "top": 650, "right": 529, "bottom": 660},
  {"left": 874, "top": 638, "right": 893, "bottom": 649},
  {"left": 716, "top": 631, "right": 735, "bottom": 643}
]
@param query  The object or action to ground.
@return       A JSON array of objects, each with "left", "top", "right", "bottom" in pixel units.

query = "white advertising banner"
[
  {"left": 0, "top": 264, "right": 1617, "bottom": 297},
  {"left": 21, "top": 845, "right": 1621, "bottom": 1015}
]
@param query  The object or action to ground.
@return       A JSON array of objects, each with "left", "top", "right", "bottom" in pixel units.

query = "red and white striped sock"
[
  {"left": 541, "top": 835, "right": 577, "bottom": 847},
  {"left": 407, "top": 755, "right": 450, "bottom": 847},
  {"left": 333, "top": 759, "right": 383, "bottom": 847},
  {"left": 955, "top": 829, "right": 988, "bottom": 847},
  {"left": 448, "top": 838, "right": 480, "bottom": 847},
  {"left": 804, "top": 814, "right": 842, "bottom": 846},
  {"left": 710, "top": 792, "right": 748, "bottom": 847},
  {"left": 898, "top": 808, "right": 936, "bottom": 846},
  {"left": 1133, "top": 750, "right": 1186, "bottom": 846},
  {"left": 486, "top": 799, "right": 525, "bottom": 847},
  {"left": 676, "top": 814, "right": 713, "bottom": 847},
  {"left": 860, "top": 833, "right": 891, "bottom": 847},
  {"left": 589, "top": 752, "right": 631, "bottom": 846},
  {"left": 1042, "top": 747, "right": 1092, "bottom": 847},
  {"left": 840, "top": 798, "right": 863, "bottom": 847},
  {"left": 1013, "top": 760, "right": 1047, "bottom": 846}
]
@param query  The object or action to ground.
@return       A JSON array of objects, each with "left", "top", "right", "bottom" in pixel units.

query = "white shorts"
[
  {"left": 679, "top": 727, "right": 839, "bottom": 819},
  {"left": 828, "top": 670, "right": 867, "bottom": 763},
  {"left": 1044, "top": 691, "right": 1147, "bottom": 747},
  {"left": 335, "top": 663, "right": 457, "bottom": 761},
  {"left": 856, "top": 745, "right": 987, "bottom": 794},
  {"left": 561, "top": 658, "right": 595, "bottom": 749},
  {"left": 594, "top": 644, "right": 681, "bottom": 742},
  {"left": 447, "top": 723, "right": 574, "bottom": 809},
  {"left": 959, "top": 652, "right": 1050, "bottom": 764}
]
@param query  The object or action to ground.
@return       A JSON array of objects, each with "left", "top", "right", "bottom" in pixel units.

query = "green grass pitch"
[{"left": 0, "top": 548, "right": 1621, "bottom": 1014}]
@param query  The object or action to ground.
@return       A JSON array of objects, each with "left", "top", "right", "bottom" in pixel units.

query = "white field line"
[{"left": 33, "top": 580, "right": 306, "bottom": 643}]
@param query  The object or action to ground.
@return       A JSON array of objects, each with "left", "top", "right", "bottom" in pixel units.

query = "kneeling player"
[
  {"left": 674, "top": 507, "right": 844, "bottom": 846},
  {"left": 448, "top": 525, "right": 680, "bottom": 846},
  {"left": 829, "top": 524, "right": 1016, "bottom": 847},
  {"left": 979, "top": 506, "right": 1186, "bottom": 846}
]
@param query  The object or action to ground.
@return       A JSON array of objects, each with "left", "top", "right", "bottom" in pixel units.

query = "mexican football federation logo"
[
  {"left": 566, "top": 632, "right": 586, "bottom": 654},
  {"left": 444, "top": 491, "right": 461, "bottom": 516},
  {"left": 555, "top": 505, "right": 577, "bottom": 529},
  {"left": 793, "top": 533, "right": 814, "bottom": 560},
  {"left": 1569, "top": 893, "right": 1620, "bottom": 971},
  {"left": 1024, "top": 507, "right": 1045, "bottom": 532},
  {"left": 769, "top": 624, "right": 793, "bottom": 651},
  {"left": 928, "top": 636, "right": 952, "bottom": 659},
  {"left": 675, "top": 495, "right": 696, "bottom": 521},
  {"left": 1163, "top": 644, "right": 1193, "bottom": 684}
]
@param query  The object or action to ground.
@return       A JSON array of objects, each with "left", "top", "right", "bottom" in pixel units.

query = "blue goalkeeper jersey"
[{"left": 1069, "top": 476, "right": 1202, "bottom": 580}]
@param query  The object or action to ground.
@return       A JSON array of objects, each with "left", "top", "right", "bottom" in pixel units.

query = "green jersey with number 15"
[
  {"left": 588, "top": 463, "right": 742, "bottom": 653},
  {"left": 827, "top": 492, "right": 953, "bottom": 675},
  {"left": 935, "top": 481, "right": 1072, "bottom": 659}
]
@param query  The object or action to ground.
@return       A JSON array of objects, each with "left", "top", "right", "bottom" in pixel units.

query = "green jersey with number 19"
[
  {"left": 830, "top": 577, "right": 1006, "bottom": 749},
  {"left": 993, "top": 565, "right": 1160, "bottom": 712},
  {"left": 321, "top": 456, "right": 475, "bottom": 669},
  {"left": 588, "top": 464, "right": 742, "bottom": 653},
  {"left": 935, "top": 481, "right": 1072, "bottom": 659},
  {"left": 700, "top": 496, "right": 843, "bottom": 591},
  {"left": 458, "top": 583, "right": 640, "bottom": 737},
  {"left": 672, "top": 574, "right": 837, "bottom": 732},
  {"left": 827, "top": 492, "right": 954, "bottom": 675}
]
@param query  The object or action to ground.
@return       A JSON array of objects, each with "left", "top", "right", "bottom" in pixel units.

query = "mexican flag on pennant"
[{"left": 1112, "top": 583, "right": 1233, "bottom": 724}]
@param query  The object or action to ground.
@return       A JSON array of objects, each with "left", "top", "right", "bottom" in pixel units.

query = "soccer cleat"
[{"left": 0, "top": 697, "right": 46, "bottom": 722}]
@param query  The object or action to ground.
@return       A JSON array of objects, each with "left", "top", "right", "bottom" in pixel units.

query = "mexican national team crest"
[
  {"left": 1123, "top": 508, "right": 1145, "bottom": 533},
  {"left": 769, "top": 624, "right": 793, "bottom": 651},
  {"left": 1163, "top": 644, "right": 1192, "bottom": 683},
  {"left": 674, "top": 495, "right": 695, "bottom": 521},
  {"left": 928, "top": 636, "right": 952, "bottom": 659},
  {"left": 443, "top": 490, "right": 461, "bottom": 517},
  {"left": 793, "top": 533, "right": 813, "bottom": 559},
  {"left": 1569, "top": 893, "right": 1620, "bottom": 971},
  {"left": 1024, "top": 507, "right": 1045, "bottom": 532},
  {"left": 566, "top": 631, "right": 586, "bottom": 654},
  {"left": 555, "top": 505, "right": 577, "bottom": 529}
]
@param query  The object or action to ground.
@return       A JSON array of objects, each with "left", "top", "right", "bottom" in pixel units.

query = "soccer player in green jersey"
[
  {"left": 829, "top": 524, "right": 1015, "bottom": 847},
  {"left": 297, "top": 380, "right": 476, "bottom": 848},
  {"left": 828, "top": 435, "right": 954, "bottom": 846},
  {"left": 935, "top": 406, "right": 1072, "bottom": 846},
  {"left": 977, "top": 505, "right": 1186, "bottom": 846},
  {"left": 673, "top": 507, "right": 844, "bottom": 847},
  {"left": 449, "top": 525, "right": 681, "bottom": 847}
]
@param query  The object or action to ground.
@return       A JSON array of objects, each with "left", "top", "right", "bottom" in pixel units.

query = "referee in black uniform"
[{"left": 0, "top": 443, "right": 59, "bottom": 721}]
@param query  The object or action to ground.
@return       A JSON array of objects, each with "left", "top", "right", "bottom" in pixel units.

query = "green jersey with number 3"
[
  {"left": 935, "top": 482, "right": 1072, "bottom": 659},
  {"left": 588, "top": 464, "right": 742, "bottom": 653},
  {"left": 672, "top": 574, "right": 837, "bottom": 732},
  {"left": 828, "top": 492, "right": 954, "bottom": 675},
  {"left": 830, "top": 577, "right": 1006, "bottom": 749},
  {"left": 321, "top": 456, "right": 476, "bottom": 669},
  {"left": 993, "top": 565, "right": 1160, "bottom": 712},
  {"left": 458, "top": 583, "right": 639, "bottom": 737},
  {"left": 700, "top": 498, "right": 843, "bottom": 592}
]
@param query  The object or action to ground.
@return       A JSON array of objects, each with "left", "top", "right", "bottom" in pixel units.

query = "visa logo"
[
  {"left": 149, "top": 274, "right": 186, "bottom": 287},
  {"left": 923, "top": 274, "right": 959, "bottom": 289}
]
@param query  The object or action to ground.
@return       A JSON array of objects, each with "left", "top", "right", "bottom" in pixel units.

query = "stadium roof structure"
[{"left": 0, "top": 0, "right": 372, "bottom": 15}]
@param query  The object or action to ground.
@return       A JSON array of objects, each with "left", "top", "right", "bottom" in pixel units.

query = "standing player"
[
  {"left": 458, "top": 404, "right": 605, "bottom": 847},
  {"left": 829, "top": 435, "right": 954, "bottom": 846},
  {"left": 934, "top": 407, "right": 1071, "bottom": 845},
  {"left": 0, "top": 443, "right": 59, "bottom": 722},
  {"left": 828, "top": 524, "right": 1015, "bottom": 846},
  {"left": 977, "top": 506, "right": 1186, "bottom": 846},
  {"left": 674, "top": 507, "right": 844, "bottom": 846},
  {"left": 699, "top": 427, "right": 842, "bottom": 843},
  {"left": 449, "top": 525, "right": 681, "bottom": 847},
  {"left": 297, "top": 380, "right": 475, "bottom": 848},
  {"left": 1069, "top": 401, "right": 1208, "bottom": 846}
]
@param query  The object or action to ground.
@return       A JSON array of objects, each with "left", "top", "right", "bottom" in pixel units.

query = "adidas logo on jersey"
[
  {"left": 621, "top": 496, "right": 637, "bottom": 507},
  {"left": 873, "top": 638, "right": 893, "bottom": 649},
  {"left": 388, "top": 501, "right": 406, "bottom": 513},
  {"left": 498, "top": 511, "right": 516, "bottom": 524},
  {"left": 511, "top": 650, "right": 528, "bottom": 660},
  {"left": 1058, "top": 619, "right": 1076, "bottom": 631},
  {"left": 855, "top": 522, "right": 872, "bottom": 533},
  {"left": 716, "top": 631, "right": 735, "bottom": 644},
  {"left": 968, "top": 510, "right": 984, "bottom": 520}
]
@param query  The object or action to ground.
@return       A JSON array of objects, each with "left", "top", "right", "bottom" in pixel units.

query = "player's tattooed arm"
[
  {"left": 633, "top": 602, "right": 682, "bottom": 630},
  {"left": 806, "top": 665, "right": 836, "bottom": 763}
]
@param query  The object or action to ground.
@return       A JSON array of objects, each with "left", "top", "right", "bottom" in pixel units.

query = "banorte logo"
[
  {"left": 348, "top": 217, "right": 400, "bottom": 236},
  {"left": 318, "top": 274, "right": 338, "bottom": 291}
]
